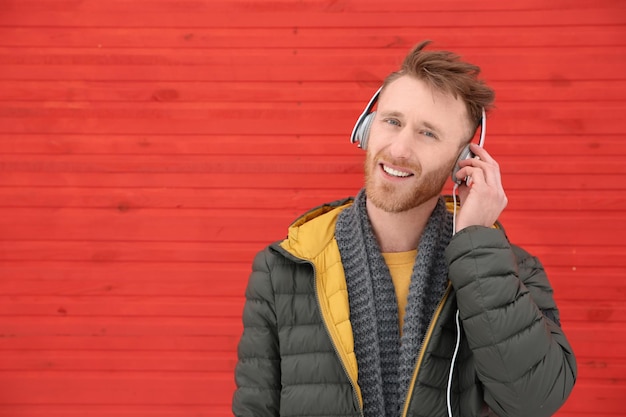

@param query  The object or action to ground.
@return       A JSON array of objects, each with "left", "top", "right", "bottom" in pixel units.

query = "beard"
[{"left": 364, "top": 149, "right": 456, "bottom": 213}]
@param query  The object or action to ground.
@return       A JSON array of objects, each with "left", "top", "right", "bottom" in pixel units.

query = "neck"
[{"left": 366, "top": 196, "right": 439, "bottom": 252}]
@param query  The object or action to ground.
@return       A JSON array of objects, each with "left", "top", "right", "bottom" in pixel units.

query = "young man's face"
[{"left": 364, "top": 75, "right": 472, "bottom": 213}]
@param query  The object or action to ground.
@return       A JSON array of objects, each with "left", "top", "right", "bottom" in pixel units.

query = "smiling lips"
[{"left": 381, "top": 163, "right": 413, "bottom": 178}]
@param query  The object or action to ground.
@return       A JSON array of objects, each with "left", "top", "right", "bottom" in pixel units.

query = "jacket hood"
[{"left": 279, "top": 196, "right": 354, "bottom": 261}]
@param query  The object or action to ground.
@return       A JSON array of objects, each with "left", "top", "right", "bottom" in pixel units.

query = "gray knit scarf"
[{"left": 335, "top": 189, "right": 453, "bottom": 417}]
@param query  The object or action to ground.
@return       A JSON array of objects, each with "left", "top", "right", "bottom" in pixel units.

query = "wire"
[
  {"left": 447, "top": 309, "right": 462, "bottom": 417},
  {"left": 452, "top": 183, "right": 459, "bottom": 236}
]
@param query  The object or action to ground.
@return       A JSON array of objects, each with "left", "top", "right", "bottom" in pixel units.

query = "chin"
[
  {"left": 365, "top": 172, "right": 448, "bottom": 213},
  {"left": 367, "top": 189, "right": 434, "bottom": 213},
  {"left": 365, "top": 181, "right": 431, "bottom": 213}
]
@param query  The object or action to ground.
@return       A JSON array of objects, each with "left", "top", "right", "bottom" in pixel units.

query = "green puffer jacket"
[{"left": 233, "top": 198, "right": 577, "bottom": 417}]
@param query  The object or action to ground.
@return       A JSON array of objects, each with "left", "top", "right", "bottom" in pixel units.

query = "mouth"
[{"left": 381, "top": 163, "right": 414, "bottom": 178}]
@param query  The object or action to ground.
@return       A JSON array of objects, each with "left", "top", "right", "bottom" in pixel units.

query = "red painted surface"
[{"left": 0, "top": 1, "right": 624, "bottom": 416}]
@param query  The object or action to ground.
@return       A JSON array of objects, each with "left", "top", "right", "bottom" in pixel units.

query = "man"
[{"left": 232, "top": 41, "right": 577, "bottom": 417}]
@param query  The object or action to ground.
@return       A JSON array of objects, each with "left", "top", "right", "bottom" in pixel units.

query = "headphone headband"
[{"left": 477, "top": 107, "right": 486, "bottom": 147}]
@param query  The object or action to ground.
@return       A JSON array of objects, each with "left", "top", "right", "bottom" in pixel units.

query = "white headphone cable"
[
  {"left": 452, "top": 183, "right": 459, "bottom": 236},
  {"left": 447, "top": 309, "right": 462, "bottom": 417}
]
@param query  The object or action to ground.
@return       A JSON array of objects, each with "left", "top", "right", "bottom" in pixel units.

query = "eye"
[
  {"left": 383, "top": 118, "right": 401, "bottom": 127},
  {"left": 421, "top": 130, "right": 438, "bottom": 140}
]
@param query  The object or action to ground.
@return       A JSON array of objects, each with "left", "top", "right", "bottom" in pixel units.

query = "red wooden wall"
[{"left": 0, "top": 1, "right": 624, "bottom": 416}]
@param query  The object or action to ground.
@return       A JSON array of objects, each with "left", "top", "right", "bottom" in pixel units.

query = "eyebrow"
[
  {"left": 422, "top": 120, "right": 443, "bottom": 135},
  {"left": 379, "top": 110, "right": 404, "bottom": 119}
]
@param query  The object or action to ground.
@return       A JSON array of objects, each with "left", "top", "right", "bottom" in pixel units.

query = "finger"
[
  {"left": 468, "top": 143, "right": 496, "bottom": 163},
  {"left": 457, "top": 158, "right": 489, "bottom": 182},
  {"left": 456, "top": 164, "right": 486, "bottom": 186},
  {"left": 457, "top": 182, "right": 470, "bottom": 204},
  {"left": 458, "top": 153, "right": 502, "bottom": 186}
]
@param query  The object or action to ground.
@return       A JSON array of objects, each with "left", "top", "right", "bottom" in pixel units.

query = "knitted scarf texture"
[{"left": 335, "top": 189, "right": 453, "bottom": 417}]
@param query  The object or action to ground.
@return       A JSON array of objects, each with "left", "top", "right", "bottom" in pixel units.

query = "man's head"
[{"left": 364, "top": 41, "right": 495, "bottom": 213}]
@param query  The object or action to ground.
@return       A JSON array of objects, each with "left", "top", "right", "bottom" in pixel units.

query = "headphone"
[{"left": 350, "top": 87, "right": 487, "bottom": 185}]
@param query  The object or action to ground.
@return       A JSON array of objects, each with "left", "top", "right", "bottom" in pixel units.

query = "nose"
[{"left": 387, "top": 127, "right": 414, "bottom": 160}]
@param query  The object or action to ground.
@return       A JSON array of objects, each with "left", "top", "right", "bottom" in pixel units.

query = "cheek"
[
  {"left": 422, "top": 146, "right": 460, "bottom": 172},
  {"left": 363, "top": 149, "right": 377, "bottom": 174},
  {"left": 364, "top": 127, "right": 383, "bottom": 153},
  {"left": 442, "top": 149, "right": 462, "bottom": 173}
]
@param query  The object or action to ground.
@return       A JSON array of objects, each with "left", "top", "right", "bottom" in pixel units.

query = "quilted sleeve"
[
  {"left": 232, "top": 249, "right": 280, "bottom": 417},
  {"left": 445, "top": 226, "right": 577, "bottom": 417}
]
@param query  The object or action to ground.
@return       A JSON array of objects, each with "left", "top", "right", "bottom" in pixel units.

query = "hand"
[{"left": 454, "top": 143, "right": 508, "bottom": 232}]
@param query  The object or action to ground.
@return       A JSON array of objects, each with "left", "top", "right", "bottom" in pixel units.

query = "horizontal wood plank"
[
  {"left": 0, "top": 351, "right": 620, "bottom": 381},
  {"left": 0, "top": 135, "right": 624, "bottom": 158},
  {"left": 0, "top": 188, "right": 622, "bottom": 212},
  {"left": 0, "top": 320, "right": 622, "bottom": 360},
  {"left": 2, "top": 8, "right": 624, "bottom": 28},
  {"left": 0, "top": 296, "right": 245, "bottom": 318},
  {"left": 0, "top": 273, "right": 618, "bottom": 301},
  {"left": 1, "top": 102, "right": 624, "bottom": 135},
  {"left": 0, "top": 208, "right": 622, "bottom": 245},
  {"left": 0, "top": 316, "right": 240, "bottom": 338},
  {"left": 0, "top": 26, "right": 624, "bottom": 49},
  {"left": 0, "top": 371, "right": 236, "bottom": 405},
  {"left": 0, "top": 351, "right": 237, "bottom": 373},
  {"left": 1, "top": 47, "right": 625, "bottom": 83},
  {"left": 0, "top": 335, "right": 238, "bottom": 352},
  {"left": 0, "top": 297, "right": 621, "bottom": 326},
  {"left": 0, "top": 80, "right": 624, "bottom": 103},
  {"left": 0, "top": 171, "right": 622, "bottom": 192},
  {"left": 0, "top": 242, "right": 260, "bottom": 264},
  {"left": 0, "top": 154, "right": 623, "bottom": 175},
  {"left": 5, "top": 0, "right": 619, "bottom": 13},
  {"left": 0, "top": 260, "right": 623, "bottom": 297},
  {"left": 0, "top": 405, "right": 231, "bottom": 417}
]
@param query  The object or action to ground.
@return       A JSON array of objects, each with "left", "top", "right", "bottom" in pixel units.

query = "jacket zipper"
[
  {"left": 401, "top": 283, "right": 453, "bottom": 417},
  {"left": 309, "top": 259, "right": 364, "bottom": 417}
]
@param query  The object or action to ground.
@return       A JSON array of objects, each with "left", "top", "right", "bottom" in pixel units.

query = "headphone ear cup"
[
  {"left": 356, "top": 112, "right": 375, "bottom": 150},
  {"left": 451, "top": 145, "right": 472, "bottom": 184}
]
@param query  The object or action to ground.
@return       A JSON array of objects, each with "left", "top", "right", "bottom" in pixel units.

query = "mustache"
[{"left": 371, "top": 151, "right": 422, "bottom": 173}]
